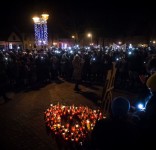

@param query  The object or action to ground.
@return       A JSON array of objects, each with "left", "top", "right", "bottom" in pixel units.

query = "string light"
[{"left": 32, "top": 13, "right": 49, "bottom": 47}]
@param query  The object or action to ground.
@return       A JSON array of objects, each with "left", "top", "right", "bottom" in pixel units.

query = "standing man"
[{"left": 72, "top": 54, "right": 84, "bottom": 91}]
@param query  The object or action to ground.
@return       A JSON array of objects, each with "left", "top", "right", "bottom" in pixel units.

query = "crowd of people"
[
  {"left": 0, "top": 46, "right": 156, "bottom": 101},
  {"left": 0, "top": 45, "right": 156, "bottom": 149},
  {"left": 90, "top": 56, "right": 156, "bottom": 149}
]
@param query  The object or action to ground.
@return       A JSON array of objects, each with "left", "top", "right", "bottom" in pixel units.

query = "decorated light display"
[
  {"left": 32, "top": 13, "right": 49, "bottom": 47},
  {"left": 44, "top": 103, "right": 105, "bottom": 147}
]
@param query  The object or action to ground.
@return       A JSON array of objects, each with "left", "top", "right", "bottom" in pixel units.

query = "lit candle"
[
  {"left": 57, "top": 116, "right": 61, "bottom": 121},
  {"left": 66, "top": 123, "right": 69, "bottom": 128},
  {"left": 45, "top": 104, "right": 106, "bottom": 145},
  {"left": 65, "top": 137, "right": 68, "bottom": 140},
  {"left": 71, "top": 127, "right": 75, "bottom": 132},
  {"left": 65, "top": 129, "right": 68, "bottom": 132},
  {"left": 86, "top": 120, "right": 90, "bottom": 130},
  {"left": 57, "top": 124, "right": 61, "bottom": 128},
  {"left": 62, "top": 132, "right": 65, "bottom": 138},
  {"left": 75, "top": 138, "right": 79, "bottom": 142}
]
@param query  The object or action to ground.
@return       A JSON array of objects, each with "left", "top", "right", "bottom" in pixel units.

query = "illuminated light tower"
[
  {"left": 32, "top": 13, "right": 49, "bottom": 48},
  {"left": 41, "top": 13, "right": 49, "bottom": 45},
  {"left": 32, "top": 16, "right": 41, "bottom": 46}
]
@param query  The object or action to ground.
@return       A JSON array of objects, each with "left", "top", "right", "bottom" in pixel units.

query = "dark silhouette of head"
[{"left": 111, "top": 96, "right": 130, "bottom": 118}]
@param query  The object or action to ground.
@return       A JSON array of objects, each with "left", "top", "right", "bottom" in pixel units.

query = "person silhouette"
[
  {"left": 72, "top": 54, "right": 84, "bottom": 91},
  {"left": 91, "top": 96, "right": 139, "bottom": 150}
]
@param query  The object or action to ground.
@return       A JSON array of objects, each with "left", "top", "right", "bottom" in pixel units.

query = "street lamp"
[
  {"left": 32, "top": 16, "right": 40, "bottom": 23},
  {"left": 118, "top": 41, "right": 122, "bottom": 45},
  {"left": 72, "top": 35, "right": 75, "bottom": 39},
  {"left": 41, "top": 13, "right": 49, "bottom": 21},
  {"left": 87, "top": 33, "right": 92, "bottom": 44},
  {"left": 72, "top": 35, "right": 76, "bottom": 45}
]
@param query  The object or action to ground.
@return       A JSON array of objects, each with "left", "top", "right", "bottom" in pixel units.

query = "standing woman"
[{"left": 72, "top": 54, "right": 84, "bottom": 91}]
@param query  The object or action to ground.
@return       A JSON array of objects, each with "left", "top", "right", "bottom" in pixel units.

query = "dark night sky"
[{"left": 0, "top": 0, "right": 155, "bottom": 38}]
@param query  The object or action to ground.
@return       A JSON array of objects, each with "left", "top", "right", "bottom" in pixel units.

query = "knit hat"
[
  {"left": 111, "top": 96, "right": 130, "bottom": 117},
  {"left": 146, "top": 72, "right": 156, "bottom": 92}
]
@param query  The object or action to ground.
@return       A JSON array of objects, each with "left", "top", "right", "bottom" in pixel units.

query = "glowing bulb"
[
  {"left": 128, "top": 51, "right": 132, "bottom": 55},
  {"left": 41, "top": 13, "right": 49, "bottom": 20},
  {"left": 32, "top": 17, "right": 40, "bottom": 23},
  {"left": 138, "top": 103, "right": 145, "bottom": 110}
]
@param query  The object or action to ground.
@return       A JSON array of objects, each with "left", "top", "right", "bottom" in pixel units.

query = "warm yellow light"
[
  {"left": 118, "top": 41, "right": 122, "bottom": 45},
  {"left": 153, "top": 41, "right": 156, "bottom": 44},
  {"left": 72, "top": 35, "right": 75, "bottom": 39},
  {"left": 41, "top": 13, "right": 49, "bottom": 20},
  {"left": 53, "top": 42, "right": 57, "bottom": 45},
  {"left": 87, "top": 33, "right": 92, "bottom": 38},
  {"left": 32, "top": 17, "right": 40, "bottom": 23}
]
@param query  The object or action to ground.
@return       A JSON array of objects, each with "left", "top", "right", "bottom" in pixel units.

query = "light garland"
[
  {"left": 44, "top": 103, "right": 105, "bottom": 146},
  {"left": 43, "top": 22, "right": 48, "bottom": 45},
  {"left": 33, "top": 14, "right": 49, "bottom": 47}
]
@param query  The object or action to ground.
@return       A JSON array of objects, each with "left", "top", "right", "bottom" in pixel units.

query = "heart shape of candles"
[{"left": 44, "top": 103, "right": 105, "bottom": 145}]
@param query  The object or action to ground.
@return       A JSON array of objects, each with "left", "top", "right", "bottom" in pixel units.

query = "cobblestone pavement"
[{"left": 0, "top": 79, "right": 138, "bottom": 150}]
